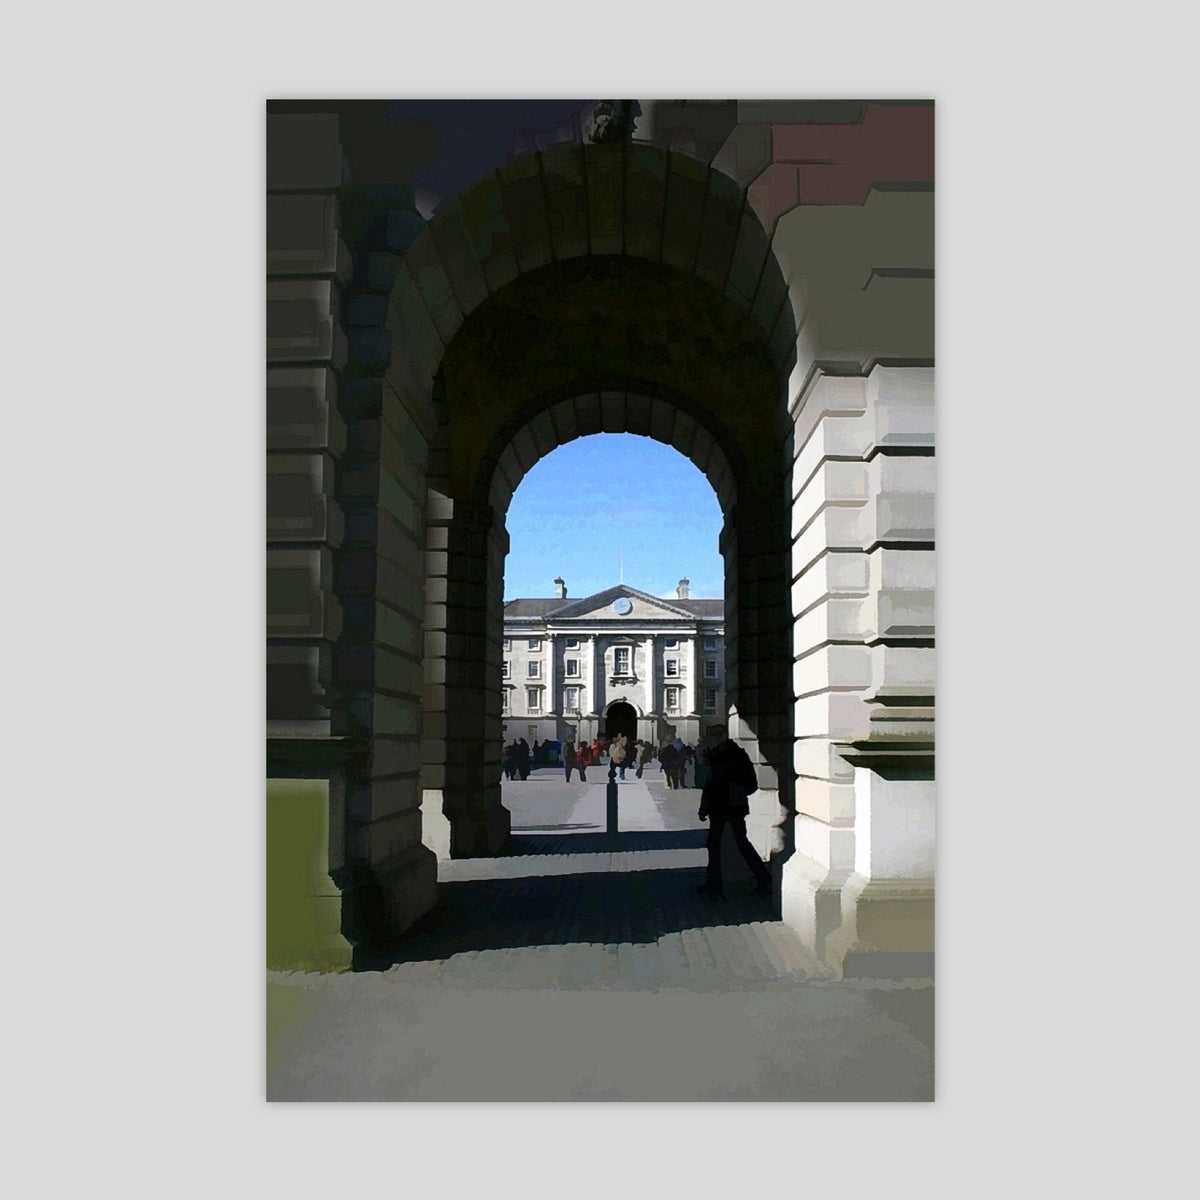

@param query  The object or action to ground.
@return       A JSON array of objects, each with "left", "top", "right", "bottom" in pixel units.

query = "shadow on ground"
[
  {"left": 502, "top": 828, "right": 708, "bottom": 854},
  {"left": 353, "top": 830, "right": 769, "bottom": 971}
]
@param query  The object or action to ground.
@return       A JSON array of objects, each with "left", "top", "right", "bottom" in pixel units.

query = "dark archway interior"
[
  {"left": 603, "top": 701, "right": 638, "bottom": 743},
  {"left": 437, "top": 255, "right": 783, "bottom": 509}
]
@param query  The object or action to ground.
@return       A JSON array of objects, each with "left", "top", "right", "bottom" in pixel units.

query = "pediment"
[{"left": 547, "top": 584, "right": 698, "bottom": 622}]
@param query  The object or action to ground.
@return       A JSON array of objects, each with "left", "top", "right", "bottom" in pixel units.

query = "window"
[
  {"left": 528, "top": 661, "right": 540, "bottom": 678},
  {"left": 526, "top": 688, "right": 541, "bottom": 711},
  {"left": 664, "top": 638, "right": 679, "bottom": 649},
  {"left": 704, "top": 689, "right": 717, "bottom": 714},
  {"left": 665, "top": 686, "right": 681, "bottom": 714},
  {"left": 703, "top": 659, "right": 717, "bottom": 679},
  {"left": 565, "top": 637, "right": 580, "bottom": 648},
  {"left": 502, "top": 660, "right": 510, "bottom": 678},
  {"left": 503, "top": 638, "right": 511, "bottom": 651},
  {"left": 502, "top": 688, "right": 511, "bottom": 712},
  {"left": 614, "top": 646, "right": 630, "bottom": 674},
  {"left": 565, "top": 658, "right": 580, "bottom": 677},
  {"left": 528, "top": 638, "right": 540, "bottom": 651},
  {"left": 665, "top": 658, "right": 679, "bottom": 677},
  {"left": 564, "top": 686, "right": 579, "bottom": 710},
  {"left": 703, "top": 637, "right": 717, "bottom": 651}
]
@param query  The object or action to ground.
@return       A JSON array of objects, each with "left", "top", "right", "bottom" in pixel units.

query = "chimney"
[
  {"left": 676, "top": 577, "right": 690, "bottom": 599},
  {"left": 554, "top": 577, "right": 567, "bottom": 599}
]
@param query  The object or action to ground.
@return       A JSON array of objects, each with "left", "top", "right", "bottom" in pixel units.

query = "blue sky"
[{"left": 503, "top": 434, "right": 724, "bottom": 601}]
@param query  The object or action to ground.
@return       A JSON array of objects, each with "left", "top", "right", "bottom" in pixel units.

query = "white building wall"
[{"left": 500, "top": 598, "right": 725, "bottom": 743}]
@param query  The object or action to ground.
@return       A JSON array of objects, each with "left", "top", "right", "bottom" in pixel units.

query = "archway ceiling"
[{"left": 436, "top": 254, "right": 781, "bottom": 511}]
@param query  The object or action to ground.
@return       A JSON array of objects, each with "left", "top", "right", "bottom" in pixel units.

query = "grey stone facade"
[{"left": 502, "top": 578, "right": 725, "bottom": 746}]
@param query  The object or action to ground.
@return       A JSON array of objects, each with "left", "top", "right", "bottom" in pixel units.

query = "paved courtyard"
[{"left": 266, "top": 767, "right": 934, "bottom": 1101}]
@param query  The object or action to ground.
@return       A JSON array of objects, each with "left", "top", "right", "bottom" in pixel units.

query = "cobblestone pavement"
[{"left": 266, "top": 768, "right": 935, "bottom": 1101}]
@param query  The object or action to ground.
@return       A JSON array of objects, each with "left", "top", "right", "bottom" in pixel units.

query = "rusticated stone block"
[
  {"left": 267, "top": 367, "right": 345, "bottom": 453},
  {"left": 267, "top": 193, "right": 342, "bottom": 276},
  {"left": 868, "top": 644, "right": 935, "bottom": 699},
  {"left": 371, "top": 736, "right": 423, "bottom": 780},
  {"left": 267, "top": 113, "right": 341, "bottom": 191},
  {"left": 791, "top": 506, "right": 861, "bottom": 573},
  {"left": 791, "top": 414, "right": 872, "bottom": 496},
  {"left": 793, "top": 644, "right": 873, "bottom": 699},
  {"left": 400, "top": 233, "right": 464, "bottom": 346},
  {"left": 266, "top": 279, "right": 346, "bottom": 367},
  {"left": 790, "top": 459, "right": 871, "bottom": 536},
  {"left": 793, "top": 737, "right": 858, "bottom": 784},
  {"left": 267, "top": 547, "right": 336, "bottom": 637},
  {"left": 427, "top": 205, "right": 489, "bottom": 316},
  {"left": 267, "top": 453, "right": 341, "bottom": 544},
  {"left": 623, "top": 143, "right": 668, "bottom": 262},
  {"left": 725, "top": 211, "right": 771, "bottom": 315},
  {"left": 792, "top": 598, "right": 868, "bottom": 654},
  {"left": 694, "top": 169, "right": 742, "bottom": 294},
  {"left": 793, "top": 777, "right": 857, "bottom": 824},
  {"left": 540, "top": 143, "right": 589, "bottom": 260},
  {"left": 266, "top": 644, "right": 331, "bottom": 721},
  {"left": 794, "top": 813, "right": 856, "bottom": 871},
  {"left": 598, "top": 390, "right": 626, "bottom": 434},
  {"left": 711, "top": 124, "right": 773, "bottom": 186},
  {"left": 661, "top": 152, "right": 708, "bottom": 273},
  {"left": 794, "top": 691, "right": 869, "bottom": 741},
  {"left": 585, "top": 144, "right": 623, "bottom": 255},
  {"left": 372, "top": 694, "right": 422, "bottom": 738},
  {"left": 497, "top": 162, "right": 554, "bottom": 274},
  {"left": 791, "top": 551, "right": 870, "bottom": 616}
]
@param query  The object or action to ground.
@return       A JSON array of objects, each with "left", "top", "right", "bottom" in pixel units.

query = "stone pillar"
[
  {"left": 644, "top": 634, "right": 657, "bottom": 721},
  {"left": 424, "top": 497, "right": 510, "bottom": 858},
  {"left": 781, "top": 365, "right": 935, "bottom": 977},
  {"left": 325, "top": 174, "right": 442, "bottom": 942},
  {"left": 266, "top": 110, "right": 354, "bottom": 970},
  {"left": 722, "top": 499, "right": 791, "bottom": 866}
]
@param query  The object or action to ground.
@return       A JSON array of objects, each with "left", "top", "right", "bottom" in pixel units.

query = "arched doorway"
[
  {"left": 603, "top": 701, "right": 637, "bottom": 744},
  {"left": 266, "top": 104, "right": 935, "bottom": 979}
]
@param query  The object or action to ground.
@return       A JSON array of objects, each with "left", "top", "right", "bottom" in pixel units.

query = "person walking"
[
  {"left": 659, "top": 739, "right": 679, "bottom": 788},
  {"left": 515, "top": 737, "right": 531, "bottom": 781},
  {"left": 694, "top": 739, "right": 710, "bottom": 790},
  {"left": 634, "top": 739, "right": 649, "bottom": 779},
  {"left": 696, "top": 724, "right": 771, "bottom": 899},
  {"left": 501, "top": 741, "right": 515, "bottom": 781},
  {"left": 612, "top": 733, "right": 629, "bottom": 781},
  {"left": 564, "top": 739, "right": 585, "bottom": 783}
]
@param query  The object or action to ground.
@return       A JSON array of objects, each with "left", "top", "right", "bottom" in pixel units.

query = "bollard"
[{"left": 606, "top": 762, "right": 619, "bottom": 841}]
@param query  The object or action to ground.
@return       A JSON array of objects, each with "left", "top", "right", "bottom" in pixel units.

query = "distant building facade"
[{"left": 502, "top": 577, "right": 724, "bottom": 747}]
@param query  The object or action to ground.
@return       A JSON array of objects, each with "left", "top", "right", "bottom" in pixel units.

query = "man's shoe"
[{"left": 696, "top": 884, "right": 724, "bottom": 898}]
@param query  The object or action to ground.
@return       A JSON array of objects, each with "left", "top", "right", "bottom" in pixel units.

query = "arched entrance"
[
  {"left": 267, "top": 101, "right": 935, "bottom": 979},
  {"left": 603, "top": 701, "right": 638, "bottom": 744}
]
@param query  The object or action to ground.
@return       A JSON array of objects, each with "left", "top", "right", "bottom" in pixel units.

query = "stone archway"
[{"left": 267, "top": 103, "right": 935, "bottom": 978}]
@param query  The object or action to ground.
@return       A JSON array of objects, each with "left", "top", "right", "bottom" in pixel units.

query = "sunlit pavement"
[{"left": 266, "top": 768, "right": 934, "bottom": 1101}]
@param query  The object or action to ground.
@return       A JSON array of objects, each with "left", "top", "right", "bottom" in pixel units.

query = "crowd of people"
[
  {"left": 501, "top": 725, "right": 771, "bottom": 902},
  {"left": 500, "top": 733, "right": 710, "bottom": 787}
]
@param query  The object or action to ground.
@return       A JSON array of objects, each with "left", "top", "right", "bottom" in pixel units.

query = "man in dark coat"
[
  {"left": 565, "top": 739, "right": 587, "bottom": 782},
  {"left": 515, "top": 738, "right": 531, "bottom": 780},
  {"left": 696, "top": 725, "right": 771, "bottom": 898}
]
